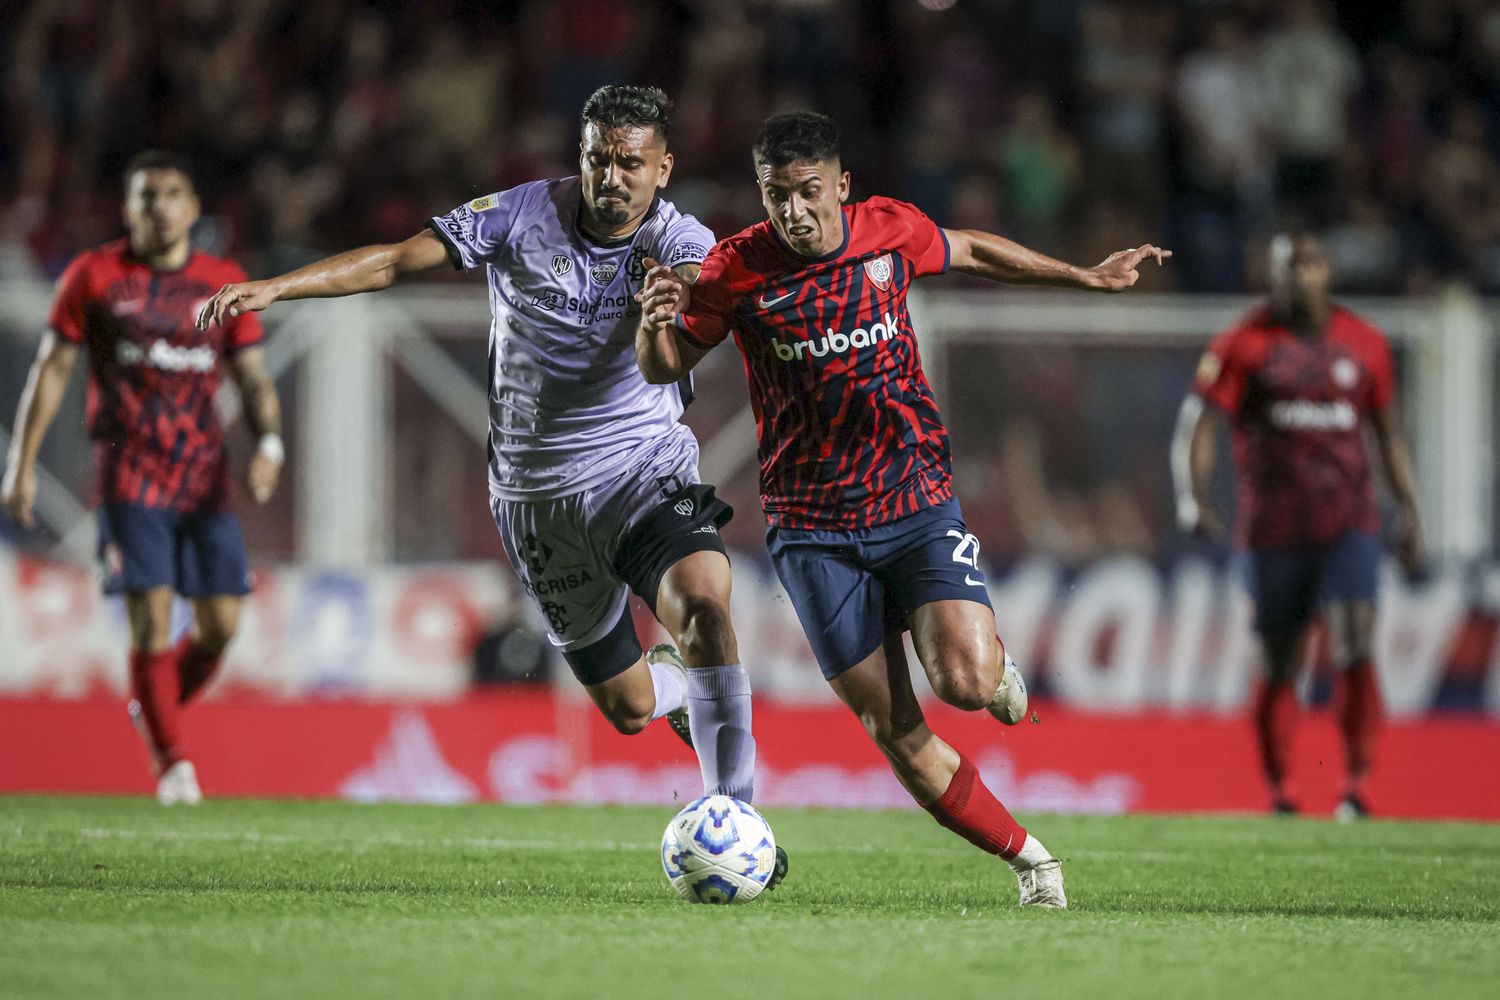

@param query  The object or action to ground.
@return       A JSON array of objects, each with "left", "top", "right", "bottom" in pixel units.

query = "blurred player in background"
[
  {"left": 197, "top": 86, "right": 785, "bottom": 884},
  {"left": 638, "top": 111, "right": 1171, "bottom": 908},
  {"left": 1173, "top": 232, "right": 1423, "bottom": 819},
  {"left": 1, "top": 151, "right": 283, "bottom": 805}
]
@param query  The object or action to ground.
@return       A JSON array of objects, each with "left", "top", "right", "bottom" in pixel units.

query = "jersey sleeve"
[
  {"left": 47, "top": 254, "right": 93, "bottom": 344},
  {"left": 1193, "top": 325, "right": 1252, "bottom": 414},
  {"left": 221, "top": 262, "right": 265, "bottom": 353},
  {"left": 871, "top": 197, "right": 950, "bottom": 277},
  {"left": 1364, "top": 326, "right": 1395, "bottom": 413},
  {"left": 655, "top": 213, "right": 714, "bottom": 272},
  {"left": 675, "top": 241, "right": 739, "bottom": 349},
  {"left": 428, "top": 186, "right": 527, "bottom": 270}
]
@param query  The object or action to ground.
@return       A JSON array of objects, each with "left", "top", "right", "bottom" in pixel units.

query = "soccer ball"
[{"left": 660, "top": 795, "right": 777, "bottom": 904}]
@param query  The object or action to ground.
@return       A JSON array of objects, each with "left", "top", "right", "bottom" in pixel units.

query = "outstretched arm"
[
  {"left": 1, "top": 332, "right": 80, "bottom": 528},
  {"left": 1371, "top": 402, "right": 1424, "bottom": 574},
  {"left": 197, "top": 229, "right": 452, "bottom": 329},
  {"left": 635, "top": 259, "right": 710, "bottom": 384},
  {"left": 1172, "top": 395, "right": 1227, "bottom": 539},
  {"left": 230, "top": 347, "right": 284, "bottom": 505},
  {"left": 944, "top": 229, "right": 1171, "bottom": 292}
]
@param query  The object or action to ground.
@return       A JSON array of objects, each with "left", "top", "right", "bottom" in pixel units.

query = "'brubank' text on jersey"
[
  {"left": 677, "top": 197, "right": 952, "bottom": 530},
  {"left": 429, "top": 178, "right": 713, "bottom": 500}
]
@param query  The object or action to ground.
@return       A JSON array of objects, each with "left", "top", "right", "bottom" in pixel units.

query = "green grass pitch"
[{"left": 3, "top": 796, "right": 1498, "bottom": 1000}]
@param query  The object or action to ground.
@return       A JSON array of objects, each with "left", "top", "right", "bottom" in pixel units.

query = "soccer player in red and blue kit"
[
  {"left": 637, "top": 111, "right": 1170, "bottom": 907},
  {"left": 1174, "top": 232, "right": 1423, "bottom": 820},
  {"left": 1, "top": 151, "right": 284, "bottom": 805}
]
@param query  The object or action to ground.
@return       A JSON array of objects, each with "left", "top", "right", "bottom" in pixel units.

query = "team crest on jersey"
[
  {"left": 469, "top": 194, "right": 498, "bottom": 212},
  {"left": 674, "top": 498, "right": 695, "bottom": 516},
  {"left": 626, "top": 245, "right": 649, "bottom": 284},
  {"left": 864, "top": 254, "right": 894, "bottom": 290},
  {"left": 1331, "top": 357, "right": 1359, "bottom": 389},
  {"left": 590, "top": 262, "right": 618, "bottom": 284},
  {"left": 551, "top": 255, "right": 573, "bottom": 278}
]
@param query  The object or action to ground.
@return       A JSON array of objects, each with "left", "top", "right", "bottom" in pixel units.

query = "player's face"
[
  {"left": 123, "top": 168, "right": 200, "bottom": 255},
  {"left": 756, "top": 158, "right": 851, "bottom": 257},
  {"left": 579, "top": 123, "right": 673, "bottom": 233},
  {"left": 1269, "top": 234, "right": 1332, "bottom": 311}
]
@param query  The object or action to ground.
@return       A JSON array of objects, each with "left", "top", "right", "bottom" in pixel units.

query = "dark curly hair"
[
  {"left": 581, "top": 85, "right": 673, "bottom": 144},
  {"left": 123, "top": 149, "right": 195, "bottom": 190},
  {"left": 753, "top": 111, "right": 840, "bottom": 168}
]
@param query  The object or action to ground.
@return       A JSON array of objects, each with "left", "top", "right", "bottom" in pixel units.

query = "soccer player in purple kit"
[
  {"left": 638, "top": 111, "right": 1171, "bottom": 907},
  {"left": 2, "top": 151, "right": 284, "bottom": 805},
  {"left": 198, "top": 86, "right": 786, "bottom": 886}
]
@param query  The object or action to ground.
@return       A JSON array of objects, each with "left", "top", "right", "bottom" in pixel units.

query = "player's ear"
[
  {"left": 837, "top": 170, "right": 851, "bottom": 204},
  {"left": 658, "top": 151, "right": 674, "bottom": 189}
]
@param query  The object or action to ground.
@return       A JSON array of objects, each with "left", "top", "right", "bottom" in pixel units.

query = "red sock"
[
  {"left": 129, "top": 648, "right": 183, "bottom": 773},
  {"left": 1252, "top": 679, "right": 1298, "bottom": 802},
  {"left": 1334, "top": 660, "right": 1382, "bottom": 798},
  {"left": 177, "top": 639, "right": 225, "bottom": 705},
  {"left": 921, "top": 752, "right": 1027, "bottom": 860}
]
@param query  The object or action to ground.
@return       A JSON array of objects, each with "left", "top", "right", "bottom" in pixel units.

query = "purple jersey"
[{"left": 429, "top": 178, "right": 714, "bottom": 500}]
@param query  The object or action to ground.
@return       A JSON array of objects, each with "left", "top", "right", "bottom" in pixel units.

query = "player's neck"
[
  {"left": 1275, "top": 301, "right": 1330, "bottom": 336},
  {"left": 576, "top": 204, "right": 646, "bottom": 244},
  {"left": 130, "top": 237, "right": 193, "bottom": 271}
]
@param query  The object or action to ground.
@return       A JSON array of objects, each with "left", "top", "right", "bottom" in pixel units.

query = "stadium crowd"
[
  {"left": 5, "top": 0, "right": 1500, "bottom": 294},
  {"left": 3, "top": 0, "right": 1493, "bottom": 565}
]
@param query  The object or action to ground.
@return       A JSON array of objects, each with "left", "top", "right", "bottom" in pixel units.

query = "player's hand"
[
  {"left": 1086, "top": 244, "right": 1173, "bottom": 292},
  {"left": 635, "top": 258, "right": 690, "bottom": 329},
  {"left": 197, "top": 280, "right": 278, "bottom": 330},
  {"left": 0, "top": 464, "right": 38, "bottom": 529},
  {"left": 246, "top": 452, "right": 281, "bottom": 505},
  {"left": 1393, "top": 505, "right": 1425, "bottom": 578},
  {"left": 1180, "top": 502, "right": 1226, "bottom": 542}
]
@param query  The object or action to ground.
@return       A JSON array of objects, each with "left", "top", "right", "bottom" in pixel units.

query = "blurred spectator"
[{"left": 1260, "top": 0, "right": 1361, "bottom": 224}]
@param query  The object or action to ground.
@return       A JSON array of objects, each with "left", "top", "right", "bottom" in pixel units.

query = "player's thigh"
[
  {"left": 765, "top": 525, "right": 887, "bottom": 680},
  {"left": 175, "top": 510, "right": 252, "bottom": 600},
  {"left": 189, "top": 594, "right": 243, "bottom": 651},
  {"left": 1246, "top": 546, "right": 1320, "bottom": 681},
  {"left": 614, "top": 482, "right": 738, "bottom": 666},
  {"left": 582, "top": 652, "right": 657, "bottom": 735},
  {"left": 489, "top": 494, "right": 640, "bottom": 688},
  {"left": 877, "top": 502, "right": 999, "bottom": 705},
  {"left": 907, "top": 599, "right": 1001, "bottom": 708},
  {"left": 1319, "top": 531, "right": 1381, "bottom": 666},
  {"left": 827, "top": 633, "right": 926, "bottom": 748},
  {"left": 98, "top": 502, "right": 176, "bottom": 598}
]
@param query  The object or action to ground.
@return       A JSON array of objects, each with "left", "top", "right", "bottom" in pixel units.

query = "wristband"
[{"left": 256, "top": 434, "right": 286, "bottom": 464}]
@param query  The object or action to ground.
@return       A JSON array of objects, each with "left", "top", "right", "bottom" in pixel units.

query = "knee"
[
  {"left": 670, "top": 594, "right": 736, "bottom": 666},
  {"left": 927, "top": 650, "right": 996, "bottom": 712},
  {"left": 596, "top": 692, "right": 655, "bottom": 736}
]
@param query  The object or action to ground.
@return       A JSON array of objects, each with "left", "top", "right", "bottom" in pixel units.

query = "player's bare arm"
[
  {"left": 635, "top": 259, "right": 708, "bottom": 384},
  {"left": 230, "top": 347, "right": 284, "bottom": 505},
  {"left": 196, "top": 229, "right": 451, "bottom": 329},
  {"left": 1, "top": 331, "right": 80, "bottom": 529},
  {"left": 1172, "top": 395, "right": 1227, "bottom": 540},
  {"left": 1370, "top": 402, "right": 1424, "bottom": 573},
  {"left": 944, "top": 229, "right": 1172, "bottom": 292}
]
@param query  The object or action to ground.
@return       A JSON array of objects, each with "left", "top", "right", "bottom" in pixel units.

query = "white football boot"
[
  {"left": 987, "top": 653, "right": 1029, "bottom": 726},
  {"left": 1011, "top": 835, "right": 1067, "bottom": 908},
  {"left": 157, "top": 760, "right": 203, "bottom": 806},
  {"left": 646, "top": 644, "right": 695, "bottom": 749}
]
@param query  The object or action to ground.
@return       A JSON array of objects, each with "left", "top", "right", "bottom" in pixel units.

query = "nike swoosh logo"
[
  {"left": 964, "top": 575, "right": 986, "bottom": 587},
  {"left": 758, "top": 290, "right": 796, "bottom": 309}
]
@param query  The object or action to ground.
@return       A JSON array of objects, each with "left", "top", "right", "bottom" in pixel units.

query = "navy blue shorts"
[
  {"left": 766, "top": 499, "right": 995, "bottom": 680},
  {"left": 97, "top": 502, "right": 252, "bottom": 598},
  {"left": 1244, "top": 529, "right": 1381, "bottom": 640}
]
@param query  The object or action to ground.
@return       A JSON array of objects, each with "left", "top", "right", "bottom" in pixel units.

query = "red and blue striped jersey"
[
  {"left": 678, "top": 197, "right": 952, "bottom": 530},
  {"left": 48, "top": 240, "right": 263, "bottom": 512}
]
